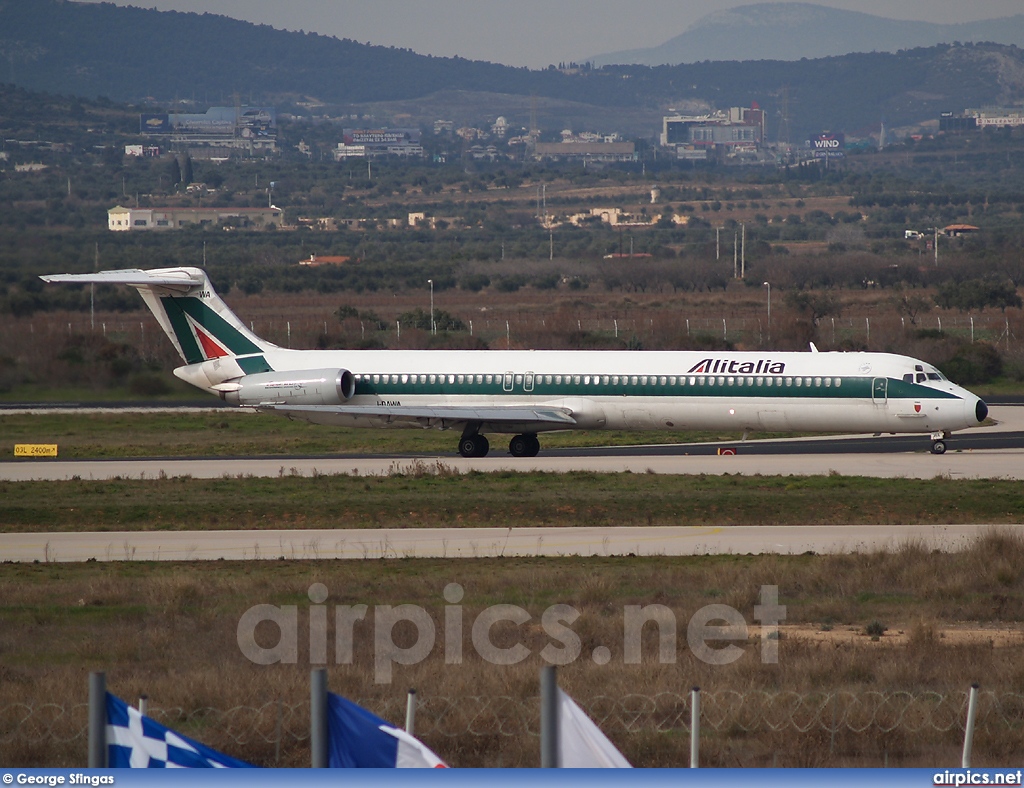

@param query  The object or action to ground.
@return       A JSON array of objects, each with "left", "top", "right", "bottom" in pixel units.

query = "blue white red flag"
[{"left": 327, "top": 693, "right": 447, "bottom": 768}]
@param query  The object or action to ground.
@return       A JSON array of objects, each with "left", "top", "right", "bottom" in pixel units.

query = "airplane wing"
[
  {"left": 260, "top": 403, "right": 578, "bottom": 426},
  {"left": 40, "top": 269, "right": 203, "bottom": 292}
]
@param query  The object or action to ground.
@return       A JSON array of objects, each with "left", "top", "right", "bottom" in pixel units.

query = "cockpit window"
[
  {"left": 903, "top": 374, "right": 913, "bottom": 383},
  {"left": 917, "top": 373, "right": 926, "bottom": 383},
  {"left": 927, "top": 373, "right": 942, "bottom": 381}
]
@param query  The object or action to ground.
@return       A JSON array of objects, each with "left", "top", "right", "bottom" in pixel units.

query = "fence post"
[
  {"left": 137, "top": 694, "right": 148, "bottom": 717},
  {"left": 405, "top": 689, "right": 417, "bottom": 735},
  {"left": 690, "top": 686, "right": 700, "bottom": 768},
  {"left": 962, "top": 683, "right": 980, "bottom": 768},
  {"left": 540, "top": 665, "right": 559, "bottom": 767},
  {"left": 88, "top": 671, "right": 106, "bottom": 768},
  {"left": 310, "top": 668, "right": 328, "bottom": 768}
]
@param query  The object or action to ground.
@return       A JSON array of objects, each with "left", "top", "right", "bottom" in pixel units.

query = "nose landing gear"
[{"left": 930, "top": 430, "right": 950, "bottom": 455}]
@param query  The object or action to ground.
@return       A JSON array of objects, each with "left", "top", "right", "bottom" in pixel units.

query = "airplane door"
[
  {"left": 503, "top": 372, "right": 514, "bottom": 392},
  {"left": 872, "top": 377, "right": 888, "bottom": 403}
]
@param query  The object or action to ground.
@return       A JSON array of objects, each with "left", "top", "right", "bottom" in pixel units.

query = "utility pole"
[
  {"left": 741, "top": 223, "right": 746, "bottom": 278},
  {"left": 427, "top": 279, "right": 434, "bottom": 334}
]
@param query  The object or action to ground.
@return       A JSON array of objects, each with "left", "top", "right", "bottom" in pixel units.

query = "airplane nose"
[{"left": 975, "top": 398, "right": 989, "bottom": 424}]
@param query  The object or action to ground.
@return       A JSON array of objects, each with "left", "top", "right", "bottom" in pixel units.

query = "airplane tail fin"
[{"left": 41, "top": 267, "right": 276, "bottom": 365}]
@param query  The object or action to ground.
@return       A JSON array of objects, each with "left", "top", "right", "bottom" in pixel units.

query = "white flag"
[{"left": 557, "top": 689, "right": 632, "bottom": 768}]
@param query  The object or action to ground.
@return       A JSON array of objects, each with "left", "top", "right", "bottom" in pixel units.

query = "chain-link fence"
[{"left": 4, "top": 690, "right": 1023, "bottom": 767}]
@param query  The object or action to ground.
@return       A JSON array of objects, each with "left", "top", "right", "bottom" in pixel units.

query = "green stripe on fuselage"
[{"left": 353, "top": 375, "right": 961, "bottom": 400}]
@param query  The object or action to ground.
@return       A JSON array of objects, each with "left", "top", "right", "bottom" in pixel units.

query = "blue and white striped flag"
[{"left": 106, "top": 692, "right": 256, "bottom": 768}]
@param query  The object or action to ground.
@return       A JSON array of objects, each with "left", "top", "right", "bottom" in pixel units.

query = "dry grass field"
[{"left": 3, "top": 532, "right": 1024, "bottom": 768}]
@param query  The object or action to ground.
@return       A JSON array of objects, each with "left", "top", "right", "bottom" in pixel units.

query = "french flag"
[{"left": 327, "top": 693, "right": 448, "bottom": 768}]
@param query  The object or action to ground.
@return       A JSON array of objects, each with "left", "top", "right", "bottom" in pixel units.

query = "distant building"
[
  {"left": 533, "top": 142, "right": 636, "bottom": 162},
  {"left": 107, "top": 205, "right": 283, "bottom": 232},
  {"left": 140, "top": 106, "right": 277, "bottom": 155},
  {"left": 943, "top": 224, "right": 980, "bottom": 237},
  {"left": 940, "top": 107, "right": 1024, "bottom": 132},
  {"left": 661, "top": 106, "right": 765, "bottom": 156},
  {"left": 125, "top": 144, "right": 160, "bottom": 157},
  {"left": 342, "top": 128, "right": 423, "bottom": 157},
  {"left": 299, "top": 254, "right": 350, "bottom": 266}
]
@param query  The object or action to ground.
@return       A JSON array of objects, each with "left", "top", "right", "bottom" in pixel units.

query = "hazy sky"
[{"left": 95, "top": 0, "right": 1024, "bottom": 68}]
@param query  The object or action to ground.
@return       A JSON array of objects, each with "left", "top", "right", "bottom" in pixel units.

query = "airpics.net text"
[{"left": 236, "top": 583, "right": 786, "bottom": 683}]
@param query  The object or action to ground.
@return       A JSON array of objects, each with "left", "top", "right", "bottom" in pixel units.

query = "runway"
[
  {"left": 4, "top": 407, "right": 1022, "bottom": 481},
  {"left": 1, "top": 524, "right": 1016, "bottom": 563}
]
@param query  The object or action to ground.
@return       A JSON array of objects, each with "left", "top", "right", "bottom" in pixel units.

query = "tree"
[
  {"left": 891, "top": 288, "right": 932, "bottom": 325},
  {"left": 785, "top": 290, "right": 843, "bottom": 325},
  {"left": 935, "top": 278, "right": 1022, "bottom": 312}
]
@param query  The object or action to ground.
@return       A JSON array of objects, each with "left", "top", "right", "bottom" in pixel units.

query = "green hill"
[{"left": 2, "top": 1, "right": 1023, "bottom": 141}]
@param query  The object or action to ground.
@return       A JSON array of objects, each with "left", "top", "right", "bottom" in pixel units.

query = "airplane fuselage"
[{"left": 176, "top": 347, "right": 985, "bottom": 437}]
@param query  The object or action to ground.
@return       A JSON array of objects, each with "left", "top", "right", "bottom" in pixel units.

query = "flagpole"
[
  {"left": 310, "top": 668, "right": 328, "bottom": 768},
  {"left": 88, "top": 671, "right": 107, "bottom": 768},
  {"left": 540, "top": 665, "right": 560, "bottom": 767},
  {"left": 405, "top": 689, "right": 417, "bottom": 735},
  {"left": 690, "top": 686, "right": 701, "bottom": 768}
]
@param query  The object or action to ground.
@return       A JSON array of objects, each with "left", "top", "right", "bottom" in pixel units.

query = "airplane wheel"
[
  {"left": 509, "top": 434, "right": 532, "bottom": 458},
  {"left": 931, "top": 440, "right": 947, "bottom": 455},
  {"left": 459, "top": 435, "right": 489, "bottom": 458},
  {"left": 525, "top": 434, "right": 540, "bottom": 457}
]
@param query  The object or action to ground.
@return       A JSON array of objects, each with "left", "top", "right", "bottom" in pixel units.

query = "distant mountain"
[
  {"left": 590, "top": 3, "right": 1024, "bottom": 66},
  {"left": 2, "top": 1, "right": 1024, "bottom": 143}
]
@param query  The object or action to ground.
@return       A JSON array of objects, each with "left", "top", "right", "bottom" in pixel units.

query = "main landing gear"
[
  {"left": 930, "top": 430, "right": 949, "bottom": 455},
  {"left": 457, "top": 431, "right": 540, "bottom": 458},
  {"left": 458, "top": 434, "right": 489, "bottom": 458},
  {"left": 508, "top": 434, "right": 540, "bottom": 458}
]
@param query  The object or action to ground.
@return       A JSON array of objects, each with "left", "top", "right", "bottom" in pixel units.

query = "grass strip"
[
  {"left": 3, "top": 472, "right": 1024, "bottom": 532},
  {"left": 1, "top": 411, "right": 803, "bottom": 458}
]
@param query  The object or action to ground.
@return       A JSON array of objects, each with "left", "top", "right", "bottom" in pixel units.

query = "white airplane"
[{"left": 42, "top": 267, "right": 988, "bottom": 457}]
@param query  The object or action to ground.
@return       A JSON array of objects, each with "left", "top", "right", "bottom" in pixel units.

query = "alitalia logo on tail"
[{"left": 687, "top": 358, "right": 786, "bottom": 375}]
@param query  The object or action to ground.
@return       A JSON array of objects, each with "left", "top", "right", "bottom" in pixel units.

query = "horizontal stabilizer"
[
  {"left": 262, "top": 404, "right": 578, "bottom": 426},
  {"left": 41, "top": 268, "right": 203, "bottom": 292}
]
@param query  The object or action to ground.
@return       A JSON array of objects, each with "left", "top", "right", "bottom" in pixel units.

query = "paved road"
[{"left": 1, "top": 524, "right": 1017, "bottom": 563}]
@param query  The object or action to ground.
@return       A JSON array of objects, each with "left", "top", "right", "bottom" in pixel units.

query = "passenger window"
[
  {"left": 814, "top": 377, "right": 821, "bottom": 387},
  {"left": 786, "top": 378, "right": 792, "bottom": 387},
  {"left": 573, "top": 375, "right": 581, "bottom": 385},
  {"left": 689, "top": 377, "right": 696, "bottom": 386},
  {"left": 717, "top": 376, "right": 725, "bottom": 386},
  {"left": 727, "top": 377, "right": 734, "bottom": 386},
  {"left": 555, "top": 375, "right": 562, "bottom": 385},
  {"left": 698, "top": 377, "right": 705, "bottom": 386},
  {"left": 401, "top": 374, "right": 409, "bottom": 384},
  {"left": 514, "top": 374, "right": 522, "bottom": 386},
  {"left": 659, "top": 376, "right": 667, "bottom": 385},
  {"left": 545, "top": 375, "right": 552, "bottom": 384},
  {"left": 602, "top": 375, "right": 609, "bottom": 385},
  {"left": 824, "top": 377, "right": 831, "bottom": 387},
  {"left": 641, "top": 376, "right": 648, "bottom": 385},
  {"left": 835, "top": 378, "right": 842, "bottom": 387},
  {"left": 449, "top": 375, "right": 456, "bottom": 384},
  {"left": 795, "top": 377, "right": 802, "bottom": 387},
  {"left": 373, "top": 374, "right": 380, "bottom": 384},
  {"left": 630, "top": 376, "right": 638, "bottom": 385},
  {"left": 485, "top": 374, "right": 493, "bottom": 384},
  {"left": 756, "top": 377, "right": 763, "bottom": 386},
  {"left": 670, "top": 376, "right": 677, "bottom": 385}
]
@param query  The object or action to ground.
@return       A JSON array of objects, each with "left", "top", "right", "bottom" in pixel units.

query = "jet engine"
[{"left": 218, "top": 369, "right": 355, "bottom": 407}]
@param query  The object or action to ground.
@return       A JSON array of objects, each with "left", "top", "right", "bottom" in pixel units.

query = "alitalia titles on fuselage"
[{"left": 687, "top": 358, "right": 786, "bottom": 375}]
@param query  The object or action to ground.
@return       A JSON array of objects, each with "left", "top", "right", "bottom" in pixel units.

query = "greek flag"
[
  {"left": 106, "top": 692, "right": 256, "bottom": 768},
  {"left": 327, "top": 693, "right": 447, "bottom": 768}
]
